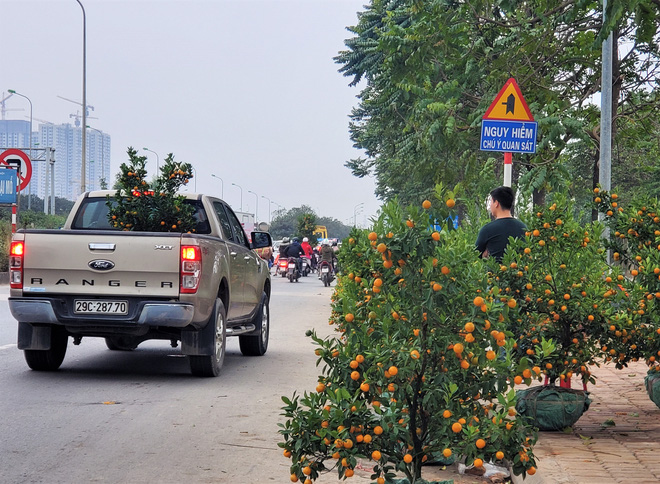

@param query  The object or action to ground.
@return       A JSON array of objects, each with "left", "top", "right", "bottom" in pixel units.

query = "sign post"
[
  {"left": 480, "top": 78, "right": 537, "bottom": 187},
  {"left": 0, "top": 149, "right": 33, "bottom": 232}
]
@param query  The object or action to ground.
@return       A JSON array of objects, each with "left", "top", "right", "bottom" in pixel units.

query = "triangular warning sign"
[{"left": 483, "top": 78, "right": 534, "bottom": 122}]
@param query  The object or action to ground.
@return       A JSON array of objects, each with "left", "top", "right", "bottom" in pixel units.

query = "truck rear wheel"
[
  {"left": 239, "top": 292, "right": 269, "bottom": 356},
  {"left": 189, "top": 298, "right": 226, "bottom": 377},
  {"left": 24, "top": 327, "right": 68, "bottom": 371}
]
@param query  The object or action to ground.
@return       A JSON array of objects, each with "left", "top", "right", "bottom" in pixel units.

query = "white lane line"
[{"left": 0, "top": 344, "right": 17, "bottom": 351}]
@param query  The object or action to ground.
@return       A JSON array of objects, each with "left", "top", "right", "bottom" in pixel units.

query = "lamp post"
[
  {"left": 191, "top": 166, "right": 197, "bottom": 192},
  {"left": 232, "top": 182, "right": 243, "bottom": 211},
  {"left": 142, "top": 147, "right": 159, "bottom": 174},
  {"left": 8, "top": 89, "right": 32, "bottom": 208},
  {"left": 75, "top": 0, "right": 87, "bottom": 194},
  {"left": 354, "top": 202, "right": 364, "bottom": 227},
  {"left": 261, "top": 195, "right": 272, "bottom": 223},
  {"left": 87, "top": 125, "right": 105, "bottom": 189},
  {"left": 248, "top": 190, "right": 258, "bottom": 222},
  {"left": 211, "top": 174, "right": 224, "bottom": 199}
]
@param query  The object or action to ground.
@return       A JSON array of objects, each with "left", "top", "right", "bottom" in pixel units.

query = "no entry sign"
[{"left": 0, "top": 148, "right": 32, "bottom": 191}]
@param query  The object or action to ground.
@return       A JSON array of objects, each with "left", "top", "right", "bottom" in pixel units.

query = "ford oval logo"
[{"left": 88, "top": 259, "right": 115, "bottom": 271}]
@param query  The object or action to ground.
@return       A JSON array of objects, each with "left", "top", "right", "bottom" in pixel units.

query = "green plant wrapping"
[
  {"left": 644, "top": 370, "right": 660, "bottom": 409},
  {"left": 515, "top": 386, "right": 591, "bottom": 430}
]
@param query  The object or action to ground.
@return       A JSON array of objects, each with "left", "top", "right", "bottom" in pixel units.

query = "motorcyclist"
[
  {"left": 319, "top": 239, "right": 337, "bottom": 278},
  {"left": 301, "top": 237, "right": 314, "bottom": 271},
  {"left": 286, "top": 237, "right": 305, "bottom": 274},
  {"left": 278, "top": 237, "right": 291, "bottom": 259}
]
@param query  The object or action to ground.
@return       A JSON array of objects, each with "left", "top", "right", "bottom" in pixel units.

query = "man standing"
[{"left": 475, "top": 186, "right": 527, "bottom": 262}]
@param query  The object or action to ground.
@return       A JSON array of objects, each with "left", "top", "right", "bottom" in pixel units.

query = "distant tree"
[
  {"left": 297, "top": 212, "right": 318, "bottom": 244},
  {"left": 270, "top": 206, "right": 354, "bottom": 241}
]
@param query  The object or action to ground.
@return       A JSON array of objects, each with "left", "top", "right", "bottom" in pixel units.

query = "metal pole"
[
  {"left": 211, "top": 174, "right": 224, "bottom": 199},
  {"left": 503, "top": 152, "right": 512, "bottom": 187},
  {"left": 248, "top": 190, "right": 258, "bottom": 222},
  {"left": 599, "top": 0, "right": 612, "bottom": 194},
  {"left": 75, "top": 0, "right": 87, "bottom": 194},
  {"left": 44, "top": 148, "right": 50, "bottom": 214},
  {"left": 261, "top": 195, "right": 271, "bottom": 223},
  {"left": 232, "top": 183, "right": 243, "bottom": 211},
  {"left": 50, "top": 153, "right": 55, "bottom": 215},
  {"left": 8, "top": 90, "right": 32, "bottom": 208},
  {"left": 143, "top": 147, "right": 159, "bottom": 173}
]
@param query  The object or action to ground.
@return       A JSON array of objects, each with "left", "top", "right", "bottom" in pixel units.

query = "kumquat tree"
[
  {"left": 491, "top": 194, "right": 618, "bottom": 389},
  {"left": 107, "top": 147, "right": 196, "bottom": 233},
  {"left": 279, "top": 192, "right": 546, "bottom": 484},
  {"left": 593, "top": 188, "right": 660, "bottom": 378}
]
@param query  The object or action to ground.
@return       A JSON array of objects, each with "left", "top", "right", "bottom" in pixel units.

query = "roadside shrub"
[{"left": 279, "top": 195, "right": 541, "bottom": 483}]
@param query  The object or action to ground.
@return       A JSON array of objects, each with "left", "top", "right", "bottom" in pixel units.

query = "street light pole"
[
  {"left": 87, "top": 125, "right": 104, "bottom": 189},
  {"left": 261, "top": 195, "right": 272, "bottom": 223},
  {"left": 231, "top": 182, "right": 243, "bottom": 211},
  {"left": 211, "top": 174, "right": 224, "bottom": 199},
  {"left": 75, "top": 0, "right": 87, "bottom": 194},
  {"left": 143, "top": 147, "right": 160, "bottom": 173},
  {"left": 354, "top": 202, "right": 364, "bottom": 227},
  {"left": 8, "top": 90, "right": 32, "bottom": 208},
  {"left": 248, "top": 190, "right": 258, "bottom": 222}
]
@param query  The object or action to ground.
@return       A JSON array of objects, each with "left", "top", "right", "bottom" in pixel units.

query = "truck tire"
[
  {"left": 189, "top": 298, "right": 226, "bottom": 377},
  {"left": 239, "top": 292, "right": 269, "bottom": 356},
  {"left": 23, "top": 327, "right": 68, "bottom": 371}
]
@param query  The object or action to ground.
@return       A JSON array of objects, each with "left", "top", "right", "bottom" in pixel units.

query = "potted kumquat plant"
[{"left": 279, "top": 191, "right": 542, "bottom": 483}]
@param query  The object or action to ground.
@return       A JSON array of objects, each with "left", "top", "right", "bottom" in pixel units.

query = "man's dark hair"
[{"left": 490, "top": 186, "right": 515, "bottom": 212}]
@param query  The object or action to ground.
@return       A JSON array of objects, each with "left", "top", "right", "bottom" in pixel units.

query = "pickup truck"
[{"left": 8, "top": 190, "right": 273, "bottom": 377}]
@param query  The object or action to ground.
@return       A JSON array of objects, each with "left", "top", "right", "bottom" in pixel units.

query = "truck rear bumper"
[{"left": 8, "top": 298, "right": 195, "bottom": 328}]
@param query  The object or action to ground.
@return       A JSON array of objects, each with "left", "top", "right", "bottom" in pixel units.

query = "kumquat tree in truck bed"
[
  {"left": 107, "top": 147, "right": 196, "bottom": 233},
  {"left": 279, "top": 192, "right": 547, "bottom": 484}
]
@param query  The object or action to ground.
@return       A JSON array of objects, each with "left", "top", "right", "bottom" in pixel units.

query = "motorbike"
[
  {"left": 277, "top": 256, "right": 289, "bottom": 277},
  {"left": 301, "top": 257, "right": 312, "bottom": 277},
  {"left": 287, "top": 257, "right": 300, "bottom": 283},
  {"left": 319, "top": 260, "right": 334, "bottom": 287}
]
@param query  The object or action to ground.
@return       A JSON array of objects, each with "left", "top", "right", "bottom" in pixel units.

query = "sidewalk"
[
  {"left": 315, "top": 360, "right": 659, "bottom": 484},
  {"left": 509, "top": 360, "right": 660, "bottom": 484}
]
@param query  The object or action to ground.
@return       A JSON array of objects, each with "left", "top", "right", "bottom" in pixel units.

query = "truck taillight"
[
  {"left": 10, "top": 241, "right": 24, "bottom": 289},
  {"left": 180, "top": 245, "right": 201, "bottom": 294}
]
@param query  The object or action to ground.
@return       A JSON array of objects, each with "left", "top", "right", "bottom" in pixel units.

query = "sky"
[{"left": 1, "top": 0, "right": 381, "bottom": 227}]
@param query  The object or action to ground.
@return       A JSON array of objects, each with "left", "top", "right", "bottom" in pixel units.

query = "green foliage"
[
  {"left": 107, "top": 147, "right": 196, "bottom": 232},
  {"left": 297, "top": 212, "right": 318, "bottom": 245},
  {"left": 336, "top": 0, "right": 660, "bottom": 209},
  {"left": 280, "top": 194, "right": 540, "bottom": 482},
  {"left": 270, "top": 206, "right": 353, "bottom": 241}
]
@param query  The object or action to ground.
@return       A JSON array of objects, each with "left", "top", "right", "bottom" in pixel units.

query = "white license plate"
[
  {"left": 74, "top": 300, "right": 128, "bottom": 315},
  {"left": 321, "top": 267, "right": 329, "bottom": 273},
  {"left": 288, "top": 263, "right": 297, "bottom": 268}
]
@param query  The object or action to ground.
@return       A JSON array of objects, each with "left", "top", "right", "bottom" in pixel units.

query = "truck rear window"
[{"left": 71, "top": 197, "right": 212, "bottom": 234}]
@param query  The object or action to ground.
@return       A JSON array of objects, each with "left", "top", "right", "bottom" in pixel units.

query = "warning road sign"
[
  {"left": 0, "top": 148, "right": 32, "bottom": 190},
  {"left": 483, "top": 78, "right": 534, "bottom": 122}
]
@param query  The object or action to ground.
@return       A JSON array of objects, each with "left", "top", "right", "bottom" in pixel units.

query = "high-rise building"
[{"left": 0, "top": 119, "right": 111, "bottom": 201}]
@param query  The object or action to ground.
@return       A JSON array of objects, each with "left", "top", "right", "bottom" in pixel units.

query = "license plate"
[
  {"left": 321, "top": 267, "right": 329, "bottom": 273},
  {"left": 74, "top": 300, "right": 128, "bottom": 315},
  {"left": 288, "top": 263, "right": 297, "bottom": 268}
]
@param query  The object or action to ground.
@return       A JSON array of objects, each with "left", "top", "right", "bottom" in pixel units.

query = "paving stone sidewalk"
[
  {"left": 315, "top": 360, "right": 659, "bottom": 484},
  {"left": 509, "top": 360, "right": 660, "bottom": 484}
]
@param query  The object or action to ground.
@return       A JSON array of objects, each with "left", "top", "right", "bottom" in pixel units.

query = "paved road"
[{"left": 0, "top": 274, "right": 337, "bottom": 483}]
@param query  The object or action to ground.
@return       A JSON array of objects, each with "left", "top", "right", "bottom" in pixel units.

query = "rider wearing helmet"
[
  {"left": 319, "top": 239, "right": 336, "bottom": 277},
  {"left": 278, "top": 237, "right": 291, "bottom": 258},
  {"left": 286, "top": 237, "right": 305, "bottom": 273}
]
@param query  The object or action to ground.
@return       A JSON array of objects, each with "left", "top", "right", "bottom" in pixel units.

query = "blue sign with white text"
[
  {"left": 0, "top": 169, "right": 17, "bottom": 204},
  {"left": 480, "top": 119, "right": 537, "bottom": 154}
]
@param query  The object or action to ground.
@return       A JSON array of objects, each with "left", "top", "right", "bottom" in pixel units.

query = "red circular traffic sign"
[{"left": 0, "top": 149, "right": 32, "bottom": 191}]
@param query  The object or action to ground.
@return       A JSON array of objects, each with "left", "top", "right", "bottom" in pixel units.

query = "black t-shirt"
[{"left": 475, "top": 217, "right": 527, "bottom": 262}]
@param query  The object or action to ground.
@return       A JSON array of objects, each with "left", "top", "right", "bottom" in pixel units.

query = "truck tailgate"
[{"left": 22, "top": 231, "right": 182, "bottom": 297}]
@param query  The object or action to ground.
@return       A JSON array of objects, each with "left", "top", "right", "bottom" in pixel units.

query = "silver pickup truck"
[{"left": 8, "top": 190, "right": 272, "bottom": 377}]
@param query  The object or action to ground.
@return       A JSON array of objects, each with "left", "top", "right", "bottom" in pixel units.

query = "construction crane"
[
  {"left": 57, "top": 95, "right": 94, "bottom": 116},
  {"left": 69, "top": 110, "right": 98, "bottom": 127},
  {"left": 1, "top": 91, "right": 24, "bottom": 120}
]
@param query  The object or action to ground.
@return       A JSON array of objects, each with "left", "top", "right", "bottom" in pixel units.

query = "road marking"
[{"left": 0, "top": 344, "right": 17, "bottom": 351}]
